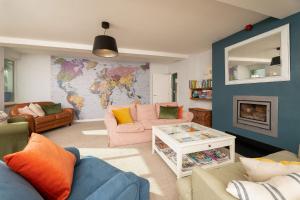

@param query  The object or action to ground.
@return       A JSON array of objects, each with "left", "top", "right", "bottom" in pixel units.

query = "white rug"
[{"left": 81, "top": 129, "right": 108, "bottom": 136}]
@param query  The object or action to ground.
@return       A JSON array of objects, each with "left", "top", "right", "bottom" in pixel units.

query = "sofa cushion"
[
  {"left": 0, "top": 161, "right": 43, "bottom": 200},
  {"left": 108, "top": 104, "right": 137, "bottom": 121},
  {"left": 35, "top": 114, "right": 56, "bottom": 124},
  {"left": 240, "top": 157, "right": 300, "bottom": 182},
  {"left": 85, "top": 172, "right": 149, "bottom": 200},
  {"left": 178, "top": 106, "right": 184, "bottom": 119},
  {"left": 140, "top": 119, "right": 189, "bottom": 130},
  {"left": 68, "top": 157, "right": 121, "bottom": 200},
  {"left": 29, "top": 103, "right": 45, "bottom": 117},
  {"left": 41, "top": 103, "right": 62, "bottom": 115},
  {"left": 18, "top": 106, "right": 38, "bottom": 117},
  {"left": 4, "top": 133, "right": 76, "bottom": 200},
  {"left": 159, "top": 106, "right": 179, "bottom": 119},
  {"left": 69, "top": 157, "right": 150, "bottom": 200},
  {"left": 226, "top": 173, "right": 300, "bottom": 200},
  {"left": 155, "top": 102, "right": 178, "bottom": 116},
  {"left": 116, "top": 122, "right": 144, "bottom": 133},
  {"left": 137, "top": 104, "right": 157, "bottom": 121}
]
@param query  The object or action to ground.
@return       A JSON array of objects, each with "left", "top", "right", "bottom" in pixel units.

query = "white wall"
[
  {"left": 15, "top": 54, "right": 51, "bottom": 102},
  {"left": 12, "top": 51, "right": 212, "bottom": 113},
  {"left": 14, "top": 55, "right": 169, "bottom": 105},
  {"left": 168, "top": 50, "right": 212, "bottom": 110},
  {"left": 0, "top": 47, "right": 4, "bottom": 110}
]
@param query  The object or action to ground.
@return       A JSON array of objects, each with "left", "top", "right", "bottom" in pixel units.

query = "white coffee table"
[{"left": 152, "top": 122, "right": 236, "bottom": 178}]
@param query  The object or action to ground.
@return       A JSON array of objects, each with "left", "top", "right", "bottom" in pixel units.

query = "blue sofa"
[{"left": 0, "top": 147, "right": 149, "bottom": 200}]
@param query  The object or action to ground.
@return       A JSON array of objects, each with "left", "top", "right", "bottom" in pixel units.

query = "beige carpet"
[{"left": 44, "top": 121, "right": 178, "bottom": 200}]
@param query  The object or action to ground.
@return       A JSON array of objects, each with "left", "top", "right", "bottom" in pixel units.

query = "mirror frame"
[{"left": 225, "top": 24, "right": 290, "bottom": 85}]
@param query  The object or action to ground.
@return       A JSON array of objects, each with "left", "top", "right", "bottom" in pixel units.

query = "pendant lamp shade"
[
  {"left": 92, "top": 21, "right": 118, "bottom": 57},
  {"left": 270, "top": 56, "right": 281, "bottom": 66}
]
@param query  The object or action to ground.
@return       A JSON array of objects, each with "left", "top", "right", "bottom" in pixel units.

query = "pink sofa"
[{"left": 104, "top": 102, "right": 194, "bottom": 147}]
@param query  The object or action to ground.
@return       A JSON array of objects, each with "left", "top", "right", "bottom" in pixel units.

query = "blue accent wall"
[{"left": 212, "top": 13, "right": 300, "bottom": 153}]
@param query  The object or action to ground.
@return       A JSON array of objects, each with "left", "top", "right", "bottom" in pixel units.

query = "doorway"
[
  {"left": 152, "top": 73, "right": 172, "bottom": 103},
  {"left": 171, "top": 73, "right": 177, "bottom": 102}
]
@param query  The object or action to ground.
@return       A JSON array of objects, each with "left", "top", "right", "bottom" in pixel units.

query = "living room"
[{"left": 1, "top": 1, "right": 300, "bottom": 200}]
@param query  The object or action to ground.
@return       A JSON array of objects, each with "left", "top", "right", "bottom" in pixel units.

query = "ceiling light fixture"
[
  {"left": 92, "top": 21, "right": 118, "bottom": 58},
  {"left": 270, "top": 47, "right": 281, "bottom": 66}
]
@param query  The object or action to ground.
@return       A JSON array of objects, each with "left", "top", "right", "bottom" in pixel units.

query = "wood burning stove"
[{"left": 233, "top": 96, "right": 278, "bottom": 137}]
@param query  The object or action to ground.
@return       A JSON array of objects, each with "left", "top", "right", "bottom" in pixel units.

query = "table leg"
[
  {"left": 229, "top": 142, "right": 235, "bottom": 162},
  {"left": 177, "top": 151, "right": 182, "bottom": 179},
  {"left": 152, "top": 132, "right": 155, "bottom": 154}
]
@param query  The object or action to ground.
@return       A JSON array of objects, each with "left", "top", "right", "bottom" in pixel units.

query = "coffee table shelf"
[{"left": 152, "top": 122, "right": 236, "bottom": 178}]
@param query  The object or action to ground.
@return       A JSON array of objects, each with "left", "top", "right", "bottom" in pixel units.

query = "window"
[{"left": 4, "top": 59, "right": 15, "bottom": 103}]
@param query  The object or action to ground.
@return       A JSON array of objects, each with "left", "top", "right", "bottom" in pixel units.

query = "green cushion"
[
  {"left": 41, "top": 103, "right": 62, "bottom": 115},
  {"left": 159, "top": 106, "right": 178, "bottom": 119}
]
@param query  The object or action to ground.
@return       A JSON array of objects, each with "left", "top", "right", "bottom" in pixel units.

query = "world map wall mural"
[{"left": 51, "top": 56, "right": 150, "bottom": 120}]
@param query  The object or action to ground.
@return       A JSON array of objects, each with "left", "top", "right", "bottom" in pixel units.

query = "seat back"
[{"left": 9, "top": 102, "right": 54, "bottom": 116}]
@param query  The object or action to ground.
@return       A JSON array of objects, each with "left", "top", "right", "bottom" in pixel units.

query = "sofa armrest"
[
  {"left": 0, "top": 122, "right": 29, "bottom": 159},
  {"left": 8, "top": 114, "right": 35, "bottom": 133},
  {"left": 63, "top": 108, "right": 75, "bottom": 121},
  {"left": 104, "top": 112, "right": 118, "bottom": 132},
  {"left": 65, "top": 147, "right": 80, "bottom": 166},
  {"left": 191, "top": 167, "right": 236, "bottom": 200},
  {"left": 63, "top": 108, "right": 74, "bottom": 115},
  {"left": 183, "top": 111, "right": 194, "bottom": 122}
]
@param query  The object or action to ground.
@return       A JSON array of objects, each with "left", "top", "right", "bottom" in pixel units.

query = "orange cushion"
[
  {"left": 4, "top": 133, "right": 76, "bottom": 200},
  {"left": 178, "top": 106, "right": 184, "bottom": 119}
]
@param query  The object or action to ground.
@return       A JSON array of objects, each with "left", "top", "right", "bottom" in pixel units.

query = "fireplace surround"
[{"left": 233, "top": 96, "right": 278, "bottom": 137}]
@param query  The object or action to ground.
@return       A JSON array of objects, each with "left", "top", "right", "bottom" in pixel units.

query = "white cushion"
[
  {"left": 0, "top": 111, "right": 8, "bottom": 123},
  {"left": 18, "top": 106, "right": 38, "bottom": 117},
  {"left": 29, "top": 103, "right": 45, "bottom": 117},
  {"left": 240, "top": 157, "right": 300, "bottom": 182},
  {"left": 0, "top": 120, "right": 7, "bottom": 124},
  {"left": 226, "top": 172, "right": 300, "bottom": 200}
]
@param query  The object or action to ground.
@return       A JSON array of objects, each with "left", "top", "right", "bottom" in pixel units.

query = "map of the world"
[{"left": 51, "top": 57, "right": 150, "bottom": 120}]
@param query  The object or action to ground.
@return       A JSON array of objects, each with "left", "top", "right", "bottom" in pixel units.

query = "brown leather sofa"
[{"left": 9, "top": 102, "right": 74, "bottom": 133}]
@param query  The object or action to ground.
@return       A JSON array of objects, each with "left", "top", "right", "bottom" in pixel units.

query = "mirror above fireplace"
[{"left": 225, "top": 24, "right": 290, "bottom": 85}]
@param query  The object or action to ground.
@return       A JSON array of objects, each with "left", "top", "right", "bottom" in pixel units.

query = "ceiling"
[
  {"left": 217, "top": 0, "right": 300, "bottom": 19},
  {"left": 0, "top": 0, "right": 267, "bottom": 56}
]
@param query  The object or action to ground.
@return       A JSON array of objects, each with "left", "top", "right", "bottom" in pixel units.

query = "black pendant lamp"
[
  {"left": 270, "top": 56, "right": 281, "bottom": 66},
  {"left": 270, "top": 47, "right": 281, "bottom": 66},
  {"left": 92, "top": 21, "right": 118, "bottom": 58}
]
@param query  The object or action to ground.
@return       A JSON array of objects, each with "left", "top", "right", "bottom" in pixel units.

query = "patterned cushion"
[
  {"left": 29, "top": 103, "right": 45, "bottom": 117},
  {"left": 18, "top": 106, "right": 38, "bottom": 117},
  {"left": 0, "top": 111, "right": 8, "bottom": 124},
  {"left": 226, "top": 172, "right": 300, "bottom": 200}
]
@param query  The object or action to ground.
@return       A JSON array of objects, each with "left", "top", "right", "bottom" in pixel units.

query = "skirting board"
[{"left": 74, "top": 118, "right": 104, "bottom": 123}]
